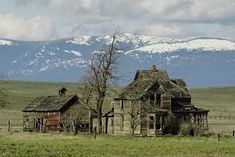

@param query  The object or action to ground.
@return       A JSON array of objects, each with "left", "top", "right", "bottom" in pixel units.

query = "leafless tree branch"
[{"left": 80, "top": 32, "right": 121, "bottom": 134}]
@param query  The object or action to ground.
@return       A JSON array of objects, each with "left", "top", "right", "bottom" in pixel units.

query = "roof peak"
[
  {"left": 116, "top": 69, "right": 190, "bottom": 100},
  {"left": 134, "top": 70, "right": 169, "bottom": 81}
]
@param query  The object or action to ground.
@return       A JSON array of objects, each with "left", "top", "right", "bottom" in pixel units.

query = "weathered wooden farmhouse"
[
  {"left": 110, "top": 65, "right": 209, "bottom": 136},
  {"left": 23, "top": 94, "right": 95, "bottom": 133}
]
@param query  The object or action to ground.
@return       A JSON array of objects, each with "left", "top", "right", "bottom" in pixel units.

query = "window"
[
  {"left": 120, "top": 115, "right": 124, "bottom": 131},
  {"left": 149, "top": 116, "right": 154, "bottom": 129},
  {"left": 150, "top": 94, "right": 161, "bottom": 107},
  {"left": 120, "top": 100, "right": 124, "bottom": 111},
  {"left": 156, "top": 94, "right": 161, "bottom": 107}
]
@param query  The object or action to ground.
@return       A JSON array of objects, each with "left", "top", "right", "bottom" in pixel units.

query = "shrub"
[{"left": 179, "top": 123, "right": 201, "bottom": 136}]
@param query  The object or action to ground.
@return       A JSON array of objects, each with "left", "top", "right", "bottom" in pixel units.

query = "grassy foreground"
[{"left": 0, "top": 132, "right": 235, "bottom": 157}]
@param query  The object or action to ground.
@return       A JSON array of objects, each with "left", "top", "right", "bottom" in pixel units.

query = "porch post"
[
  {"left": 160, "top": 116, "right": 163, "bottom": 135},
  {"left": 154, "top": 94, "right": 157, "bottom": 107}
]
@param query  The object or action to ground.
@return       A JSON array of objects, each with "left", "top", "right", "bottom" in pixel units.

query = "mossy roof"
[
  {"left": 23, "top": 95, "right": 78, "bottom": 112},
  {"left": 116, "top": 70, "right": 191, "bottom": 100}
]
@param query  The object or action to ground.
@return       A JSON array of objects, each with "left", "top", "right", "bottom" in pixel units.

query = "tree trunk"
[{"left": 97, "top": 107, "right": 102, "bottom": 134}]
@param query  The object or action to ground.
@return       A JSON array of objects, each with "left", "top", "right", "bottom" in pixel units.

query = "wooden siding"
[
  {"left": 46, "top": 112, "right": 60, "bottom": 131},
  {"left": 23, "top": 112, "right": 51, "bottom": 132},
  {"left": 112, "top": 98, "right": 169, "bottom": 136},
  {"left": 113, "top": 100, "right": 141, "bottom": 135}
]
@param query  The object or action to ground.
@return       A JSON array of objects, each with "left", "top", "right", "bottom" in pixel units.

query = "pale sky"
[{"left": 0, "top": 0, "right": 235, "bottom": 41}]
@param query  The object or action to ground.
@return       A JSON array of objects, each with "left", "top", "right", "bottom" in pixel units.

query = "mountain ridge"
[{"left": 0, "top": 33, "right": 234, "bottom": 87}]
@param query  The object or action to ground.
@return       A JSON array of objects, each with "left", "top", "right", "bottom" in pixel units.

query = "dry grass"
[{"left": 0, "top": 131, "right": 84, "bottom": 141}]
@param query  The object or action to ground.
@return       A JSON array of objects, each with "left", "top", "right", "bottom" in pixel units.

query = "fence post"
[
  {"left": 8, "top": 120, "right": 11, "bottom": 131},
  {"left": 233, "top": 130, "right": 235, "bottom": 137}
]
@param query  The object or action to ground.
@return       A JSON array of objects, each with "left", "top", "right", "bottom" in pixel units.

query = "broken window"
[
  {"left": 150, "top": 94, "right": 161, "bottom": 107},
  {"left": 156, "top": 94, "right": 161, "bottom": 107},
  {"left": 149, "top": 116, "right": 154, "bottom": 129},
  {"left": 120, "top": 100, "right": 124, "bottom": 111}
]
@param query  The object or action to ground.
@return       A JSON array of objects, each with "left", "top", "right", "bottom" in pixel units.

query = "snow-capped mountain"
[{"left": 0, "top": 33, "right": 235, "bottom": 87}]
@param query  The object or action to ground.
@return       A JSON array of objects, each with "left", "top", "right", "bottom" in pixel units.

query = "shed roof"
[
  {"left": 116, "top": 70, "right": 191, "bottom": 100},
  {"left": 23, "top": 95, "right": 78, "bottom": 112}
]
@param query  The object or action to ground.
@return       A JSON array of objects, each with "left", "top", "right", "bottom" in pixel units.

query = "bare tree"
[
  {"left": 81, "top": 33, "right": 120, "bottom": 134},
  {"left": 128, "top": 102, "right": 141, "bottom": 135},
  {"left": 60, "top": 107, "right": 89, "bottom": 134},
  {"left": 0, "top": 88, "right": 9, "bottom": 108},
  {"left": 79, "top": 77, "right": 93, "bottom": 106}
]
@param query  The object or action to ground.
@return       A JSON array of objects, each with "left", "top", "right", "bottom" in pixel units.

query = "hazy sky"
[{"left": 0, "top": 0, "right": 235, "bottom": 41}]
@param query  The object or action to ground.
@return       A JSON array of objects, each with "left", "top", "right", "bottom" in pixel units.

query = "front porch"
[
  {"left": 173, "top": 109, "right": 209, "bottom": 135},
  {"left": 143, "top": 110, "right": 168, "bottom": 136}
]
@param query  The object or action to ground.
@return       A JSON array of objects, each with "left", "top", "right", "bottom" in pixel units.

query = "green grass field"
[
  {"left": 191, "top": 87, "right": 235, "bottom": 111},
  {"left": 0, "top": 80, "right": 234, "bottom": 111},
  {"left": 0, "top": 80, "right": 81, "bottom": 110},
  {"left": 0, "top": 132, "right": 235, "bottom": 157}
]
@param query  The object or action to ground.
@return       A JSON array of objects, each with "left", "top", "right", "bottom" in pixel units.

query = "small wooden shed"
[{"left": 23, "top": 95, "right": 95, "bottom": 133}]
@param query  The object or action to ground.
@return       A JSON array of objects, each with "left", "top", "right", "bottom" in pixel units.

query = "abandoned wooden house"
[
  {"left": 109, "top": 65, "right": 209, "bottom": 136},
  {"left": 23, "top": 92, "right": 96, "bottom": 133}
]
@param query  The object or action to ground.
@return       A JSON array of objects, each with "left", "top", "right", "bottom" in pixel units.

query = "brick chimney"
[{"left": 152, "top": 64, "right": 157, "bottom": 72}]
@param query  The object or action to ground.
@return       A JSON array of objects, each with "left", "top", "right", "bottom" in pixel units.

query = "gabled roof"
[
  {"left": 23, "top": 95, "right": 78, "bottom": 112},
  {"left": 116, "top": 70, "right": 191, "bottom": 100}
]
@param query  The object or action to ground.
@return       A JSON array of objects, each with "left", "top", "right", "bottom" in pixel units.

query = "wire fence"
[
  {"left": 0, "top": 118, "right": 23, "bottom": 131},
  {"left": 208, "top": 115, "right": 235, "bottom": 120},
  {"left": 208, "top": 109, "right": 235, "bottom": 120}
]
